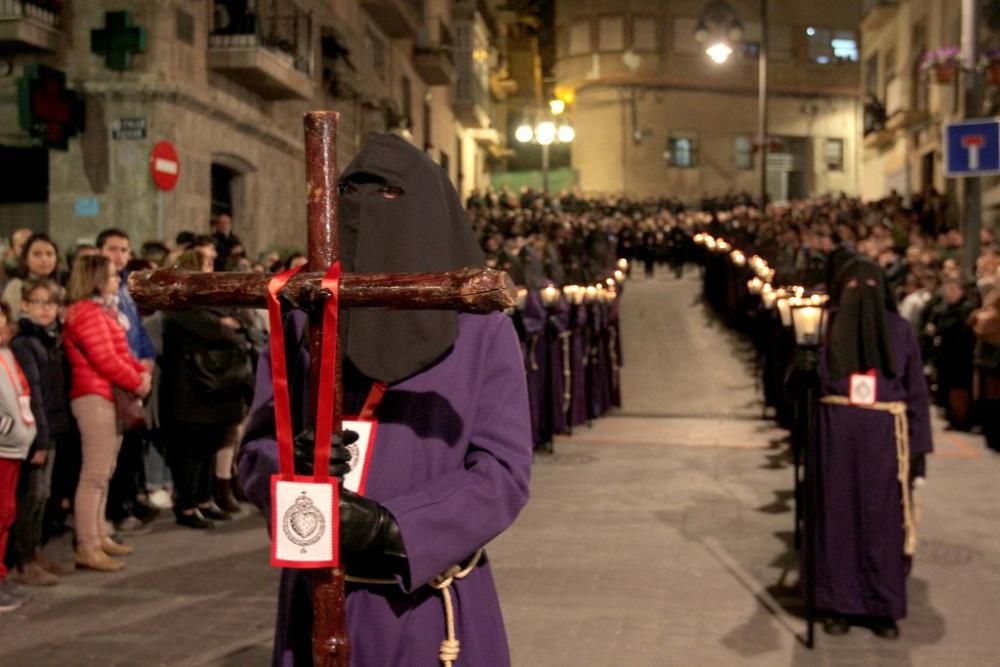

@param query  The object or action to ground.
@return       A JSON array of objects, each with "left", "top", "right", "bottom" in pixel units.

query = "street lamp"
[
  {"left": 515, "top": 113, "right": 575, "bottom": 194},
  {"left": 696, "top": 0, "right": 768, "bottom": 208}
]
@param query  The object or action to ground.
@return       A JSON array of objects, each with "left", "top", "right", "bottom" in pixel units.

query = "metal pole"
[
  {"left": 542, "top": 142, "right": 550, "bottom": 195},
  {"left": 758, "top": 0, "right": 769, "bottom": 208},
  {"left": 961, "top": 0, "right": 982, "bottom": 280}
]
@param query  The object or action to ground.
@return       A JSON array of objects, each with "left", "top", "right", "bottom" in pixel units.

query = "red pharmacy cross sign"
[{"left": 150, "top": 141, "right": 180, "bottom": 192}]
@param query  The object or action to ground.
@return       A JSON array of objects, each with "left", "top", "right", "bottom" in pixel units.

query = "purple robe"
[
  {"left": 519, "top": 293, "right": 546, "bottom": 446},
  {"left": 239, "top": 312, "right": 532, "bottom": 665},
  {"left": 815, "top": 312, "right": 933, "bottom": 620},
  {"left": 568, "top": 304, "right": 589, "bottom": 428}
]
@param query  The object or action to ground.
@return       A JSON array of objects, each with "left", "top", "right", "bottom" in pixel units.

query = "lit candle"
[
  {"left": 792, "top": 305, "right": 824, "bottom": 346},
  {"left": 541, "top": 285, "right": 560, "bottom": 306},
  {"left": 617, "top": 258, "right": 629, "bottom": 271},
  {"left": 731, "top": 250, "right": 746, "bottom": 266},
  {"left": 614, "top": 269, "right": 625, "bottom": 283},
  {"left": 776, "top": 296, "right": 793, "bottom": 327},
  {"left": 585, "top": 285, "right": 597, "bottom": 303},
  {"left": 516, "top": 287, "right": 528, "bottom": 310},
  {"left": 747, "top": 277, "right": 763, "bottom": 294}
]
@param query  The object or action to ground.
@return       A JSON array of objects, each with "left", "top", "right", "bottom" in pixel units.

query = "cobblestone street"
[{"left": 2, "top": 271, "right": 998, "bottom": 666}]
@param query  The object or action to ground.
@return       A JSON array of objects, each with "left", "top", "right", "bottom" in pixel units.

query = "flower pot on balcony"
[{"left": 932, "top": 62, "right": 958, "bottom": 85}]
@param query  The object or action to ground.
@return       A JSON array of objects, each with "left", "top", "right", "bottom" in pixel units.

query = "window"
[
  {"left": 806, "top": 28, "right": 858, "bottom": 64},
  {"left": 824, "top": 139, "right": 844, "bottom": 171},
  {"left": 569, "top": 19, "right": 591, "bottom": 55},
  {"left": 666, "top": 134, "right": 699, "bottom": 168},
  {"left": 598, "top": 16, "right": 624, "bottom": 52},
  {"left": 176, "top": 8, "right": 194, "bottom": 45},
  {"left": 632, "top": 16, "right": 657, "bottom": 51},
  {"left": 401, "top": 76, "right": 412, "bottom": 128},
  {"left": 366, "top": 28, "right": 386, "bottom": 79},
  {"left": 735, "top": 136, "right": 754, "bottom": 170}
]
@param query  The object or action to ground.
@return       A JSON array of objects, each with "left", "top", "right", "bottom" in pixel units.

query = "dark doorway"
[
  {"left": 211, "top": 162, "right": 238, "bottom": 217},
  {"left": 921, "top": 152, "right": 935, "bottom": 193},
  {"left": 0, "top": 146, "right": 48, "bottom": 237}
]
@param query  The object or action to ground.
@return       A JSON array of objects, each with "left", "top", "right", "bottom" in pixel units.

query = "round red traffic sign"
[{"left": 150, "top": 141, "right": 180, "bottom": 192}]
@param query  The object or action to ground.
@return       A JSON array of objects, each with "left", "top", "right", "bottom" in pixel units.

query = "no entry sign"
[{"left": 150, "top": 140, "right": 179, "bottom": 191}]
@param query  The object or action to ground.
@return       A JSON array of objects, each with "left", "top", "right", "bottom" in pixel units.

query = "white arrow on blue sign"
[{"left": 944, "top": 118, "right": 1000, "bottom": 177}]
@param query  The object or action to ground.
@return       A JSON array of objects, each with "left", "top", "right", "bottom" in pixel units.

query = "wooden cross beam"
[{"left": 130, "top": 112, "right": 515, "bottom": 667}]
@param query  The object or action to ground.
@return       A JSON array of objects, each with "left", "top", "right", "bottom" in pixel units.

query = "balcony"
[
  {"left": 0, "top": 0, "right": 61, "bottom": 52},
  {"left": 883, "top": 77, "right": 930, "bottom": 132},
  {"left": 861, "top": 0, "right": 900, "bottom": 33},
  {"left": 361, "top": 0, "right": 422, "bottom": 39},
  {"left": 454, "top": 75, "right": 491, "bottom": 128},
  {"left": 208, "top": 3, "right": 314, "bottom": 100},
  {"left": 414, "top": 17, "right": 455, "bottom": 86}
]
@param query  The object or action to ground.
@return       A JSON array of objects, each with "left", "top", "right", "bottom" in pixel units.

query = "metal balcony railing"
[
  {"left": 210, "top": 0, "right": 312, "bottom": 76},
  {"left": 0, "top": 0, "right": 59, "bottom": 26}
]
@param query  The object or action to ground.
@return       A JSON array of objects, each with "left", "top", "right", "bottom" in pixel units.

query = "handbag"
[{"left": 113, "top": 386, "right": 146, "bottom": 432}]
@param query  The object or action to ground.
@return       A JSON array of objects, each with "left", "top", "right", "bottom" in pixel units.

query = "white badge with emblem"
[
  {"left": 341, "top": 419, "right": 377, "bottom": 495},
  {"left": 271, "top": 479, "right": 338, "bottom": 568},
  {"left": 849, "top": 372, "right": 877, "bottom": 407}
]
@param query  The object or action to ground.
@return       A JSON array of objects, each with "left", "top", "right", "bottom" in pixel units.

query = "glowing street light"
[
  {"left": 549, "top": 98, "right": 566, "bottom": 115},
  {"left": 557, "top": 124, "right": 575, "bottom": 143},
  {"left": 515, "top": 124, "right": 534, "bottom": 144},
  {"left": 535, "top": 121, "right": 557, "bottom": 146},
  {"left": 706, "top": 41, "right": 733, "bottom": 64}
]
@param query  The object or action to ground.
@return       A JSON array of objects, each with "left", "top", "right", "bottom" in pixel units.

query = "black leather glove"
[
  {"left": 339, "top": 488, "right": 407, "bottom": 577},
  {"left": 293, "top": 429, "right": 359, "bottom": 478}
]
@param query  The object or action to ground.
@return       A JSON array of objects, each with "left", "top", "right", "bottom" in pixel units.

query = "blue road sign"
[{"left": 944, "top": 118, "right": 1000, "bottom": 177}]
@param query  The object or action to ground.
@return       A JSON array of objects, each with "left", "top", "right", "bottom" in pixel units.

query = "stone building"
[
  {"left": 859, "top": 0, "right": 1000, "bottom": 219},
  {"left": 552, "top": 0, "right": 863, "bottom": 201},
  {"left": 0, "top": 0, "right": 505, "bottom": 257}
]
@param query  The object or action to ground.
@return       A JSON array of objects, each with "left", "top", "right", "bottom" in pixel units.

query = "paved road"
[{"left": 2, "top": 268, "right": 998, "bottom": 666}]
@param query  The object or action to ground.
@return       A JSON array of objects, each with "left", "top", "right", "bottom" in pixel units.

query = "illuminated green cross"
[{"left": 91, "top": 11, "right": 147, "bottom": 71}]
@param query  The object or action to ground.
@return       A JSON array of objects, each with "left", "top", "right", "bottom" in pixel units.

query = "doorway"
[{"left": 0, "top": 146, "right": 48, "bottom": 238}]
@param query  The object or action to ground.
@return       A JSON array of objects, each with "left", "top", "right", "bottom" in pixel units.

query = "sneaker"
[
  {"left": 0, "top": 578, "right": 29, "bottom": 600},
  {"left": 148, "top": 488, "right": 173, "bottom": 510},
  {"left": 0, "top": 589, "right": 24, "bottom": 614},
  {"left": 114, "top": 515, "right": 153, "bottom": 536}
]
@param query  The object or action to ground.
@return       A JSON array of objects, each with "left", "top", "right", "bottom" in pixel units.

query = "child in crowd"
[
  {"left": 0, "top": 299, "right": 39, "bottom": 612},
  {"left": 8, "top": 279, "right": 74, "bottom": 585}
]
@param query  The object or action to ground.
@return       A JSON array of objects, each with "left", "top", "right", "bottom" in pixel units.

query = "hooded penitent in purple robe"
[
  {"left": 813, "top": 260, "right": 933, "bottom": 621},
  {"left": 240, "top": 312, "right": 531, "bottom": 665},
  {"left": 519, "top": 291, "right": 546, "bottom": 448},
  {"left": 238, "top": 134, "right": 532, "bottom": 666},
  {"left": 568, "top": 303, "right": 589, "bottom": 428}
]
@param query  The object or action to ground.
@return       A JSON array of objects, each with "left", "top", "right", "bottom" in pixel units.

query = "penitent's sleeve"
[{"left": 382, "top": 316, "right": 533, "bottom": 591}]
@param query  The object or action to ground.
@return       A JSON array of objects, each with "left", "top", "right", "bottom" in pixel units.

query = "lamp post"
[
  {"left": 696, "top": 0, "right": 768, "bottom": 207},
  {"left": 516, "top": 104, "right": 575, "bottom": 195},
  {"left": 788, "top": 297, "right": 828, "bottom": 650}
]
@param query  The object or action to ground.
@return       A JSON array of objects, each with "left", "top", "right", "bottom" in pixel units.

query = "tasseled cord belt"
[
  {"left": 346, "top": 548, "right": 484, "bottom": 666},
  {"left": 819, "top": 396, "right": 917, "bottom": 556}
]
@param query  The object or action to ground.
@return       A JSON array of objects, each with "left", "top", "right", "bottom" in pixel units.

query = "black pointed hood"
[
  {"left": 337, "top": 134, "right": 485, "bottom": 383},
  {"left": 827, "top": 258, "right": 897, "bottom": 381}
]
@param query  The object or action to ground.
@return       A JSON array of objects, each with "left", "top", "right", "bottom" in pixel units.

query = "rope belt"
[
  {"left": 345, "top": 548, "right": 484, "bottom": 667},
  {"left": 819, "top": 396, "right": 917, "bottom": 556},
  {"left": 559, "top": 330, "right": 573, "bottom": 415}
]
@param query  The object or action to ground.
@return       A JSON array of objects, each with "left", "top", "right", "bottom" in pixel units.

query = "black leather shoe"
[
  {"left": 197, "top": 503, "right": 232, "bottom": 522},
  {"left": 872, "top": 619, "right": 899, "bottom": 640},
  {"left": 175, "top": 509, "right": 215, "bottom": 530},
  {"left": 822, "top": 615, "right": 850, "bottom": 636}
]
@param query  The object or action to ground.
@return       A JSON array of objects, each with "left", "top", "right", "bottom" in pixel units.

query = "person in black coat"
[
  {"left": 159, "top": 250, "right": 256, "bottom": 529},
  {"left": 8, "top": 279, "right": 74, "bottom": 584}
]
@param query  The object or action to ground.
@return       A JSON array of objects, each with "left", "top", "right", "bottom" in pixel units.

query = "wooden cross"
[{"left": 130, "top": 112, "right": 516, "bottom": 667}]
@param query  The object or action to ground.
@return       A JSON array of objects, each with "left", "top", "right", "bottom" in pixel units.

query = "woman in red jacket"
[{"left": 64, "top": 256, "right": 150, "bottom": 571}]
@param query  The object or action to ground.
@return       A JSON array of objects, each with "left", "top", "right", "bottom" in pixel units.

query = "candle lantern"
[
  {"left": 791, "top": 302, "right": 828, "bottom": 348},
  {"left": 541, "top": 285, "right": 561, "bottom": 307},
  {"left": 516, "top": 287, "right": 528, "bottom": 310}
]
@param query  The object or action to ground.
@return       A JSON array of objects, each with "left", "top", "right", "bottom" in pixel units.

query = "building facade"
[
  {"left": 0, "top": 0, "right": 505, "bottom": 256},
  {"left": 859, "top": 0, "right": 1000, "bottom": 223},
  {"left": 552, "top": 0, "right": 863, "bottom": 201}
]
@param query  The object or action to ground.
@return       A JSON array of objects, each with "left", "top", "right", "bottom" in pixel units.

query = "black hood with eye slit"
[
  {"left": 827, "top": 258, "right": 897, "bottom": 381},
  {"left": 337, "top": 134, "right": 485, "bottom": 383}
]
